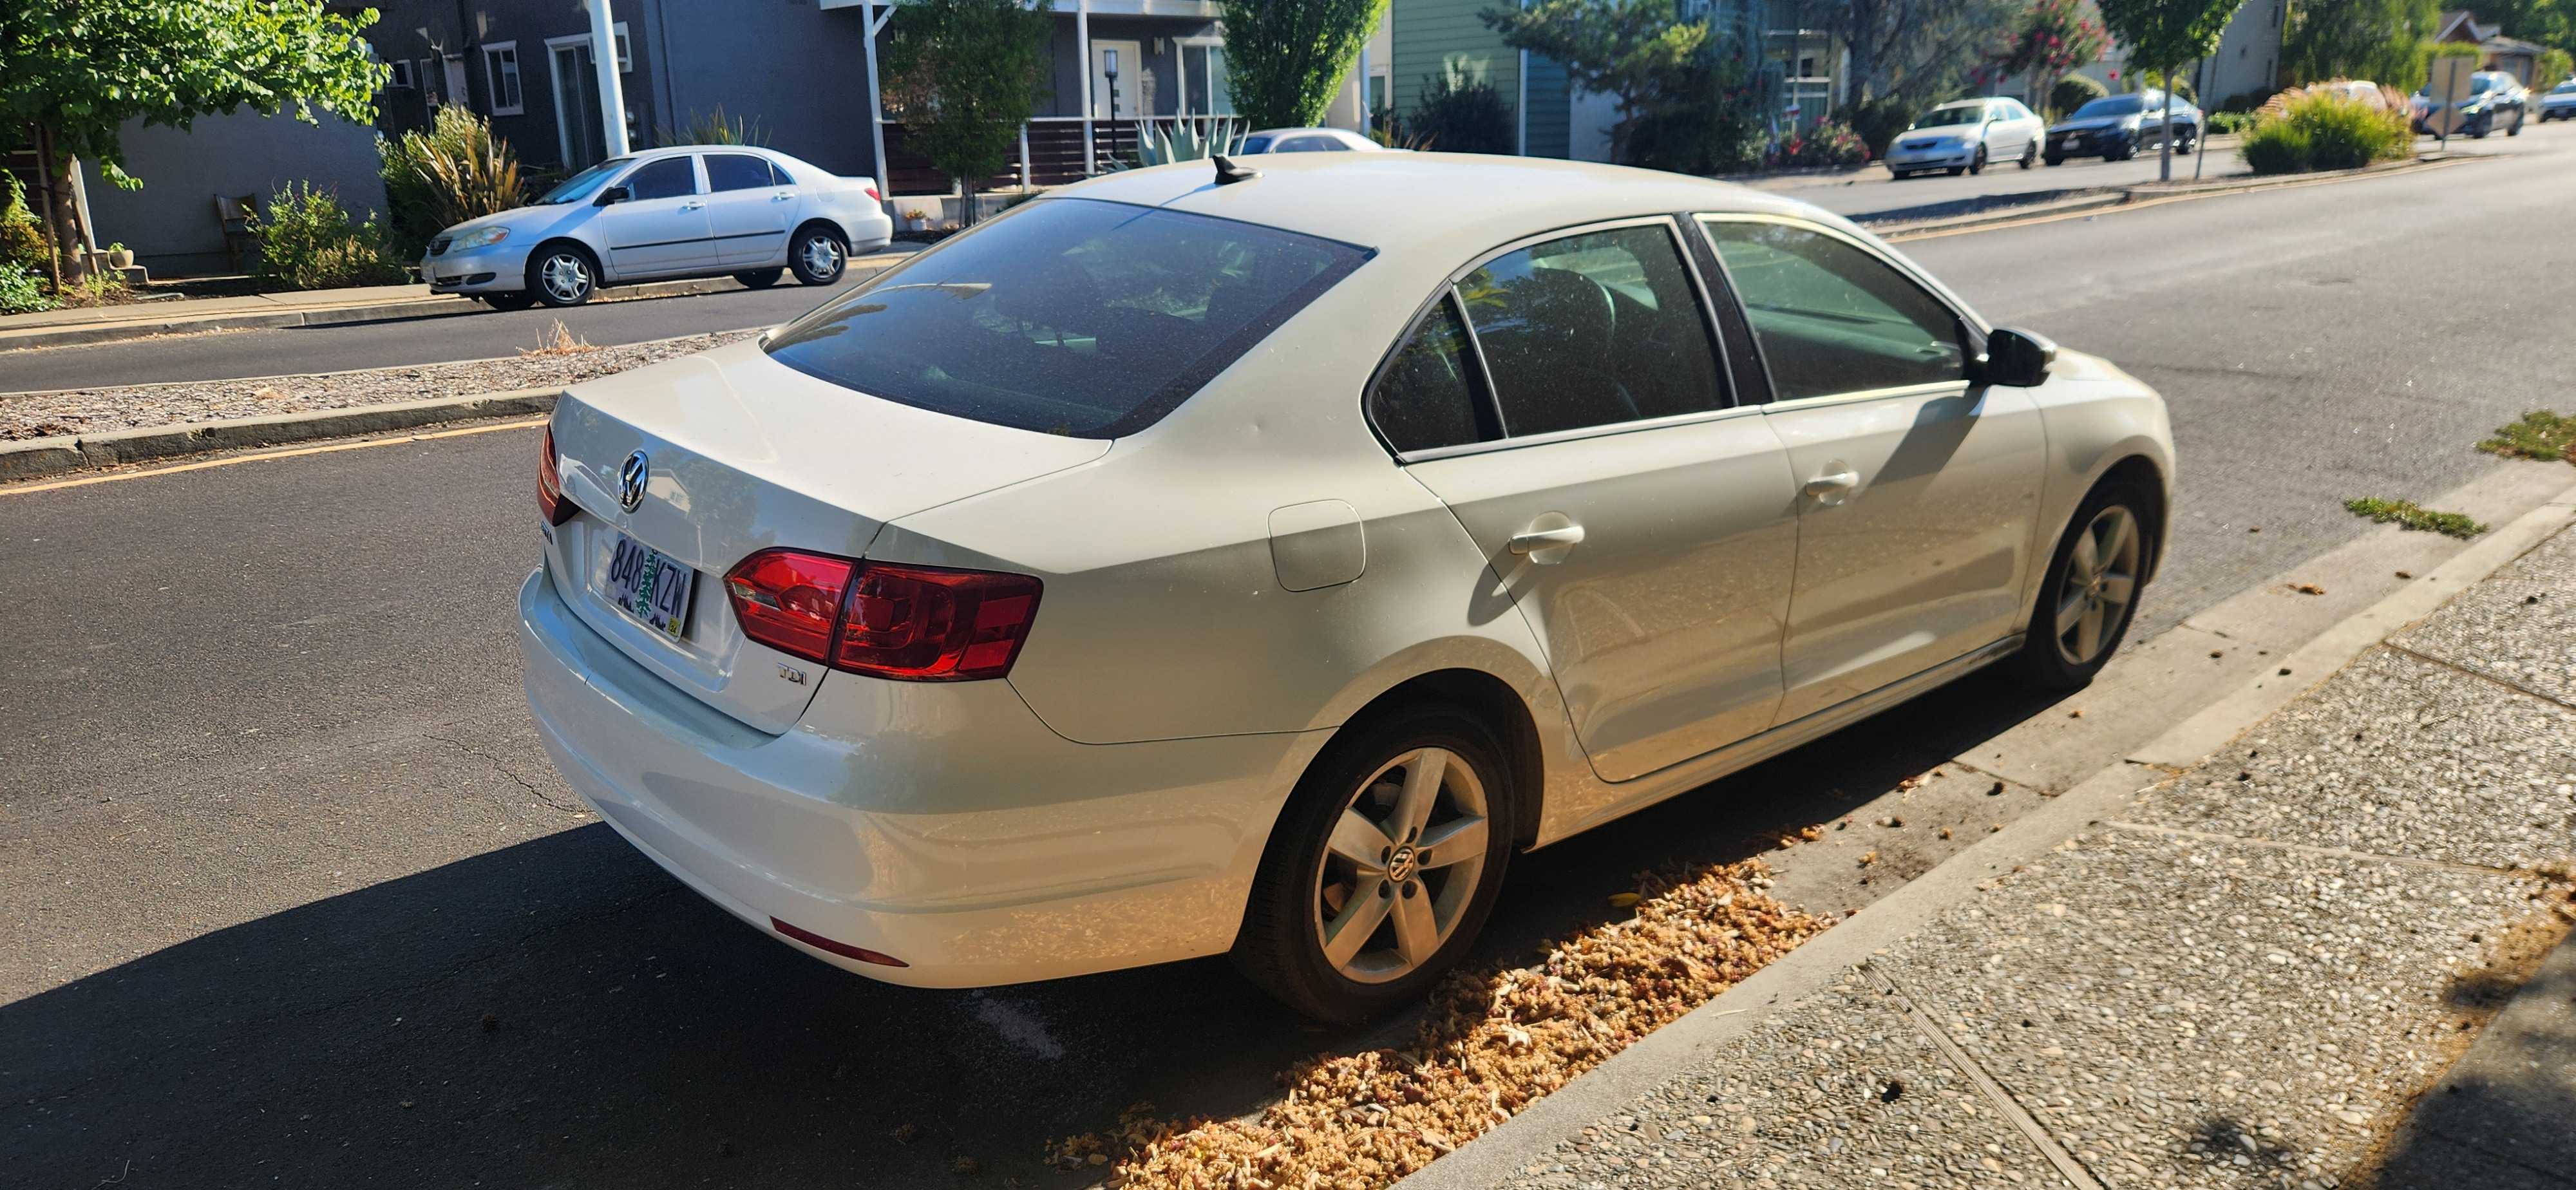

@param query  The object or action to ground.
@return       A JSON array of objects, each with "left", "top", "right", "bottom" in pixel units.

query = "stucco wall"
[{"left": 79, "top": 110, "right": 388, "bottom": 278}]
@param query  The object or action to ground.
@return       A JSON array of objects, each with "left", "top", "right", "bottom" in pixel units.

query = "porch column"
[
  {"left": 863, "top": 1, "right": 893, "bottom": 209},
  {"left": 1357, "top": 46, "right": 1371, "bottom": 134},
  {"left": 1078, "top": 1, "right": 1095, "bottom": 173}
]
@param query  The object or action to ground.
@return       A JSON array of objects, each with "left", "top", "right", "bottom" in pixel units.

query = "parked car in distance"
[
  {"left": 1238, "top": 127, "right": 1389, "bottom": 153},
  {"left": 2045, "top": 89, "right": 2201, "bottom": 164},
  {"left": 2412, "top": 71, "right": 2528, "bottom": 137},
  {"left": 422, "top": 145, "right": 895, "bottom": 309},
  {"left": 1884, "top": 97, "right": 2045, "bottom": 176},
  {"left": 2544, "top": 78, "right": 2576, "bottom": 120},
  {"left": 520, "top": 153, "right": 2174, "bottom": 1021}
]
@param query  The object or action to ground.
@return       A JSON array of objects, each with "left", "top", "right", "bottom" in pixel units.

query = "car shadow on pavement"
[
  {"left": 1, "top": 670, "right": 2067, "bottom": 1189},
  {"left": 2362, "top": 925, "right": 2576, "bottom": 1188}
]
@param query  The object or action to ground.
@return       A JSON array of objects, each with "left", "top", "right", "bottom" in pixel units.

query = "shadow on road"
[
  {"left": 2362, "top": 923, "right": 2576, "bottom": 1188},
  {"left": 3, "top": 670, "right": 2065, "bottom": 1188}
]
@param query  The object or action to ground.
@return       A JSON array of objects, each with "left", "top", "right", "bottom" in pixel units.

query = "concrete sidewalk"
[
  {"left": 1409, "top": 511, "right": 2576, "bottom": 1189},
  {"left": 0, "top": 245, "right": 920, "bottom": 351}
]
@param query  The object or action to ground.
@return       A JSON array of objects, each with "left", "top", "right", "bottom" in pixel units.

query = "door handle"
[
  {"left": 1804, "top": 470, "right": 1860, "bottom": 498},
  {"left": 680, "top": 200, "right": 705, "bottom": 211},
  {"left": 1508, "top": 524, "right": 1586, "bottom": 556},
  {"left": 771, "top": 191, "right": 797, "bottom": 201}
]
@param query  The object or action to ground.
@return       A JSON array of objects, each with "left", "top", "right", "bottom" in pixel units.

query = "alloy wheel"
[
  {"left": 2052, "top": 505, "right": 2141, "bottom": 666},
  {"left": 540, "top": 253, "right": 592, "bottom": 303},
  {"left": 801, "top": 235, "right": 844, "bottom": 279},
  {"left": 1311, "top": 747, "right": 1489, "bottom": 984}
]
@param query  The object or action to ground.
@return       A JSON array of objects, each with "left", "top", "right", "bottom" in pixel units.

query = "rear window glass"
[{"left": 764, "top": 198, "right": 1368, "bottom": 437}]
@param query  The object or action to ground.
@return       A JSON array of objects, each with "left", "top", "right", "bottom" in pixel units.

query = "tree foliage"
[
  {"left": 2282, "top": 0, "right": 2440, "bottom": 92},
  {"left": 882, "top": 0, "right": 1054, "bottom": 223},
  {"left": 1991, "top": 0, "right": 2110, "bottom": 93},
  {"left": 1832, "top": 0, "right": 2025, "bottom": 106},
  {"left": 1481, "top": 0, "right": 1710, "bottom": 164},
  {"left": 1218, "top": 0, "right": 1389, "bottom": 129}
]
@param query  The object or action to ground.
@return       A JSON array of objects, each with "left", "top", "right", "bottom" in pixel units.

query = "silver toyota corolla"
[{"left": 421, "top": 145, "right": 895, "bottom": 308}]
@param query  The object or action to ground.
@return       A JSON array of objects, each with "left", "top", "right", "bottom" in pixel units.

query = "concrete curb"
[
  {"left": 0, "top": 388, "right": 558, "bottom": 483},
  {"left": 1397, "top": 473, "right": 2576, "bottom": 1190},
  {"left": 1877, "top": 151, "right": 2477, "bottom": 240}
]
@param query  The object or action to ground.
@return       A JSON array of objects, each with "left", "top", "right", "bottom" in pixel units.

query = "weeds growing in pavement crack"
[{"left": 2342, "top": 497, "right": 2486, "bottom": 539}]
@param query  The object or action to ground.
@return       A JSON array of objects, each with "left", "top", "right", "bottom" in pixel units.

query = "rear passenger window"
[
  {"left": 1370, "top": 298, "right": 1485, "bottom": 453},
  {"left": 1700, "top": 220, "right": 1965, "bottom": 401},
  {"left": 705, "top": 153, "right": 777, "bottom": 193},
  {"left": 1457, "top": 223, "right": 1724, "bottom": 437}
]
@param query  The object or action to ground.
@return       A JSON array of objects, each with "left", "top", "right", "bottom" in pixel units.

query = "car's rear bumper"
[{"left": 516, "top": 565, "right": 1316, "bottom": 987}]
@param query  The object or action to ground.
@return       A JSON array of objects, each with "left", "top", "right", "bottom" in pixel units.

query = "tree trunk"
[
  {"left": 956, "top": 176, "right": 976, "bottom": 229},
  {"left": 32, "top": 125, "right": 82, "bottom": 287},
  {"left": 2157, "top": 65, "right": 2175, "bottom": 182}
]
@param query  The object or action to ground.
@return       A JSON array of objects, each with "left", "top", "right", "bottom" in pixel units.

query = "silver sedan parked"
[{"left": 422, "top": 145, "right": 895, "bottom": 309}]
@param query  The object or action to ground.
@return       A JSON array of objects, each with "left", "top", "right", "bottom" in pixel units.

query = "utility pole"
[{"left": 585, "top": 0, "right": 630, "bottom": 156}]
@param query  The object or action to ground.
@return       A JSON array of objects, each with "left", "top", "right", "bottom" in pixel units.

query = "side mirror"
[
  {"left": 594, "top": 185, "right": 630, "bottom": 207},
  {"left": 1980, "top": 327, "right": 2057, "bottom": 387}
]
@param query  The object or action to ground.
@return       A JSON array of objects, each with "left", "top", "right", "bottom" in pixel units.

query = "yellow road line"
[{"left": 2, "top": 416, "right": 547, "bottom": 496}]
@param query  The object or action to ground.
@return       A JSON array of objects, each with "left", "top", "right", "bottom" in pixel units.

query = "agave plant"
[{"left": 1122, "top": 118, "right": 1247, "bottom": 169}]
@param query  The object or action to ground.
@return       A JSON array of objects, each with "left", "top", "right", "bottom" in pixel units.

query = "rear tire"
[
  {"left": 1231, "top": 703, "right": 1516, "bottom": 1024},
  {"left": 2508, "top": 109, "right": 2524, "bottom": 136},
  {"left": 788, "top": 225, "right": 848, "bottom": 286},
  {"left": 2045, "top": 153, "right": 2065, "bottom": 166},
  {"left": 734, "top": 268, "right": 784, "bottom": 289},
  {"left": 2019, "top": 142, "right": 2036, "bottom": 169},
  {"left": 2011, "top": 479, "right": 2154, "bottom": 692}
]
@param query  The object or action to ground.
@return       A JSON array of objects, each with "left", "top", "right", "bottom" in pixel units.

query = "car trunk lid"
[{"left": 543, "top": 337, "right": 1110, "bottom": 733}]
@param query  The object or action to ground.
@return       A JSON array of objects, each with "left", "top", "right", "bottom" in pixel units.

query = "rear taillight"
[
  {"left": 722, "top": 550, "right": 1041, "bottom": 682},
  {"left": 537, "top": 426, "right": 577, "bottom": 525},
  {"left": 863, "top": 183, "right": 882, "bottom": 203}
]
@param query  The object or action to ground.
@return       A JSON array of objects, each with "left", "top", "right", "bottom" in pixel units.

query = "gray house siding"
[
  {"left": 632, "top": 1, "right": 879, "bottom": 178},
  {"left": 79, "top": 110, "right": 388, "bottom": 277}
]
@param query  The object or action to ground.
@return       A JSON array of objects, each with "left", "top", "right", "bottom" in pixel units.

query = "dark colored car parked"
[
  {"left": 2412, "top": 71, "right": 2529, "bottom": 138},
  {"left": 2045, "top": 90, "right": 2201, "bottom": 165}
]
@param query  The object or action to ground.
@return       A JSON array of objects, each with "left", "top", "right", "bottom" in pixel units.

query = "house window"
[
  {"left": 614, "top": 21, "right": 633, "bottom": 72},
  {"left": 483, "top": 42, "right": 524, "bottom": 115},
  {"left": 386, "top": 59, "right": 415, "bottom": 88},
  {"left": 1180, "top": 42, "right": 1232, "bottom": 116}
]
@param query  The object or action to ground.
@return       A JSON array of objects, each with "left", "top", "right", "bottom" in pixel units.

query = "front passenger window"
[
  {"left": 1700, "top": 220, "right": 1965, "bottom": 401},
  {"left": 623, "top": 157, "right": 698, "bottom": 202}
]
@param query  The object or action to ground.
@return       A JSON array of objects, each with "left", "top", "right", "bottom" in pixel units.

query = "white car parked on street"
[
  {"left": 1238, "top": 127, "right": 1389, "bottom": 153},
  {"left": 520, "top": 153, "right": 2174, "bottom": 1021},
  {"left": 1884, "top": 97, "right": 2045, "bottom": 176},
  {"left": 422, "top": 145, "right": 895, "bottom": 308}
]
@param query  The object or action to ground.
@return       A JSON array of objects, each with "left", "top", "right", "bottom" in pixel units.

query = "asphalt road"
[{"left": 6, "top": 130, "right": 2576, "bottom": 1187}]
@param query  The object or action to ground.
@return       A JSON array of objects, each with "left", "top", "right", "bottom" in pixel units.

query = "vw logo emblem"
[{"left": 618, "top": 450, "right": 649, "bottom": 513}]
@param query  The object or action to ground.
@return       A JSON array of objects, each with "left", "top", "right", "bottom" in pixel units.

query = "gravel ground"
[
  {"left": 2391, "top": 524, "right": 2576, "bottom": 708},
  {"left": 2128, "top": 647, "right": 2576, "bottom": 871},
  {"left": 0, "top": 330, "right": 757, "bottom": 440},
  {"left": 1500, "top": 974, "right": 2059, "bottom": 1188}
]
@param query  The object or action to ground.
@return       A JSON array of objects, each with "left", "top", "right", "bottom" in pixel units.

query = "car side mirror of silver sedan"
[
  {"left": 1980, "top": 327, "right": 2058, "bottom": 387},
  {"left": 594, "top": 185, "right": 631, "bottom": 207}
]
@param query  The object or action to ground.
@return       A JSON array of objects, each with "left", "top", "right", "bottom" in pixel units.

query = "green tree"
[
  {"left": 882, "top": 0, "right": 1054, "bottom": 225},
  {"left": 0, "top": 0, "right": 383, "bottom": 283},
  {"left": 1218, "top": 0, "right": 1390, "bottom": 129},
  {"left": 1481, "top": 0, "right": 1710, "bottom": 165},
  {"left": 1833, "top": 0, "right": 2025, "bottom": 107},
  {"left": 2283, "top": 0, "right": 2440, "bottom": 92},
  {"left": 1992, "top": 0, "right": 2111, "bottom": 105},
  {"left": 2097, "top": 0, "right": 2247, "bottom": 178}
]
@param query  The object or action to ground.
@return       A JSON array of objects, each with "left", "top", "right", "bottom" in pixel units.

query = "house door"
[
  {"left": 1090, "top": 39, "right": 1142, "bottom": 121},
  {"left": 442, "top": 55, "right": 468, "bottom": 108},
  {"left": 551, "top": 41, "right": 607, "bottom": 170}
]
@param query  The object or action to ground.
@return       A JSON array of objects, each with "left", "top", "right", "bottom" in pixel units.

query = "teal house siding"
[
  {"left": 1522, "top": 54, "right": 1571, "bottom": 157},
  {"left": 1390, "top": 0, "right": 1573, "bottom": 156}
]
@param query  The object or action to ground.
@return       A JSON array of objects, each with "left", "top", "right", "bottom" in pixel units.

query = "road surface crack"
[{"left": 421, "top": 732, "right": 582, "bottom": 815}]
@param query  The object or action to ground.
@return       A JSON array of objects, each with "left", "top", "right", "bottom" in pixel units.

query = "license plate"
[{"left": 603, "top": 533, "right": 695, "bottom": 638}]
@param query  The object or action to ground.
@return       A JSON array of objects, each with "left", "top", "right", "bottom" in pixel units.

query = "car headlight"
[{"left": 451, "top": 226, "right": 511, "bottom": 250}]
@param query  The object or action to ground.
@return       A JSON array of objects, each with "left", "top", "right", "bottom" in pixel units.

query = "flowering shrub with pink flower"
[{"left": 1770, "top": 118, "right": 1870, "bottom": 168}]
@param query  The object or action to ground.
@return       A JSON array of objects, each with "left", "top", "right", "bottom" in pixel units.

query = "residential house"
[
  {"left": 2434, "top": 10, "right": 2544, "bottom": 82},
  {"left": 2071, "top": 0, "right": 2282, "bottom": 110}
]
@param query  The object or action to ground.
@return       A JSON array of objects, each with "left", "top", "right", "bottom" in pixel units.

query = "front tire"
[
  {"left": 2020, "top": 142, "right": 2036, "bottom": 169},
  {"left": 1232, "top": 704, "right": 1516, "bottom": 1024},
  {"left": 481, "top": 291, "right": 536, "bottom": 312},
  {"left": 789, "top": 225, "right": 848, "bottom": 286},
  {"left": 1969, "top": 145, "right": 1988, "bottom": 175},
  {"left": 734, "top": 268, "right": 784, "bottom": 289},
  {"left": 2508, "top": 109, "right": 2524, "bottom": 136},
  {"left": 2045, "top": 153, "right": 2065, "bottom": 166},
  {"left": 526, "top": 244, "right": 598, "bottom": 308},
  {"left": 2012, "top": 480, "right": 2152, "bottom": 692}
]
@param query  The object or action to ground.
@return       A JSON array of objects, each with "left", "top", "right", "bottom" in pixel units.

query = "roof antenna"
[{"left": 1211, "top": 155, "right": 1261, "bottom": 185}]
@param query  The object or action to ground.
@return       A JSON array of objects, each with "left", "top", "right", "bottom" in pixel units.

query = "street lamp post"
[{"left": 585, "top": 0, "right": 630, "bottom": 157}]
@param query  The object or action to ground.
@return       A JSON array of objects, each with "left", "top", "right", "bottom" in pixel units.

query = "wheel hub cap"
[
  {"left": 2053, "top": 505, "right": 2142, "bottom": 666},
  {"left": 1311, "top": 747, "right": 1489, "bottom": 984}
]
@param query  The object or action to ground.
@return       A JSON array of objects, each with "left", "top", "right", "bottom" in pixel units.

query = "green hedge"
[{"left": 2240, "top": 91, "right": 2411, "bottom": 175}]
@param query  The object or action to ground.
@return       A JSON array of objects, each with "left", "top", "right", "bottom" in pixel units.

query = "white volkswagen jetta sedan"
[
  {"left": 422, "top": 145, "right": 894, "bottom": 309},
  {"left": 520, "top": 153, "right": 2172, "bottom": 1021}
]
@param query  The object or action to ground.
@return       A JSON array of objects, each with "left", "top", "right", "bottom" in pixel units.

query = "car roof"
[
  {"left": 1929, "top": 99, "right": 1989, "bottom": 109},
  {"left": 1045, "top": 152, "right": 1837, "bottom": 257}
]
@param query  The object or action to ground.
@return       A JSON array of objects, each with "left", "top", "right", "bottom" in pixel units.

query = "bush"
[
  {"left": 0, "top": 263, "right": 52, "bottom": 315},
  {"left": 380, "top": 106, "right": 526, "bottom": 260},
  {"left": 2207, "top": 110, "right": 2260, "bottom": 135},
  {"left": 1844, "top": 95, "right": 1918, "bottom": 160},
  {"left": 2050, "top": 73, "right": 2108, "bottom": 117},
  {"left": 1410, "top": 66, "right": 1515, "bottom": 155},
  {"left": 2239, "top": 91, "right": 2409, "bottom": 173},
  {"left": 1773, "top": 118, "right": 1869, "bottom": 167},
  {"left": 251, "top": 182, "right": 409, "bottom": 290},
  {"left": 1625, "top": 50, "right": 1764, "bottom": 174}
]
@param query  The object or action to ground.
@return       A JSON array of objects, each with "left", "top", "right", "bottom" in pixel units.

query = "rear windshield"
[{"left": 764, "top": 198, "right": 1368, "bottom": 437}]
